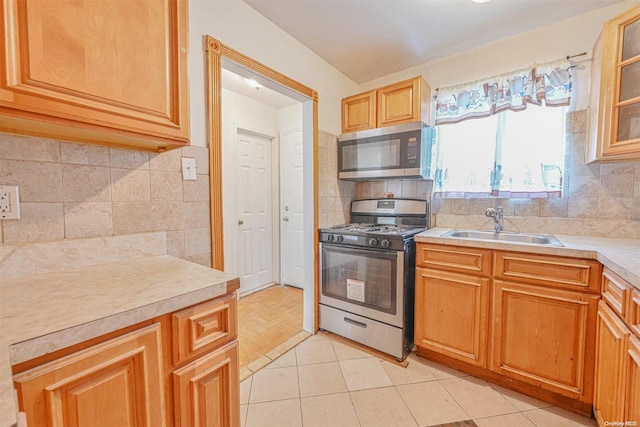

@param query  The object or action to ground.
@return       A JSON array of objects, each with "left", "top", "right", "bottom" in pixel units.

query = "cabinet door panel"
[
  {"left": 1, "top": 0, "right": 189, "bottom": 150},
  {"left": 415, "top": 267, "right": 489, "bottom": 366},
  {"left": 600, "top": 5, "right": 640, "bottom": 158},
  {"left": 173, "top": 340, "right": 240, "bottom": 427},
  {"left": 626, "top": 336, "right": 640, "bottom": 423},
  {"left": 490, "top": 280, "right": 598, "bottom": 401},
  {"left": 377, "top": 78, "right": 420, "bottom": 127},
  {"left": 594, "top": 301, "right": 630, "bottom": 425},
  {"left": 341, "top": 91, "right": 376, "bottom": 133},
  {"left": 14, "top": 324, "right": 165, "bottom": 427}
]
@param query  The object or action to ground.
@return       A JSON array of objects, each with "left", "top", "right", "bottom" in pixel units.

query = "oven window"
[{"left": 321, "top": 245, "right": 397, "bottom": 314}]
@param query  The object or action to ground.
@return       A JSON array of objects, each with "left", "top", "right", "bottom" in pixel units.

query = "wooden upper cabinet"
[
  {"left": 377, "top": 77, "right": 429, "bottom": 127},
  {"left": 13, "top": 324, "right": 166, "bottom": 427},
  {"left": 0, "top": 0, "right": 189, "bottom": 152},
  {"left": 342, "top": 90, "right": 376, "bottom": 133},
  {"left": 588, "top": 4, "right": 640, "bottom": 162},
  {"left": 340, "top": 76, "right": 431, "bottom": 133}
]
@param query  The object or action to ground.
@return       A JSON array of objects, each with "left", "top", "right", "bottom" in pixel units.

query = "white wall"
[
  {"left": 188, "top": 0, "right": 358, "bottom": 144},
  {"left": 278, "top": 104, "right": 303, "bottom": 133},
  {"left": 359, "top": 0, "right": 639, "bottom": 112}
]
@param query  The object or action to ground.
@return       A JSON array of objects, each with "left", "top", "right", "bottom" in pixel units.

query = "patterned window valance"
[{"left": 435, "top": 59, "right": 572, "bottom": 125}]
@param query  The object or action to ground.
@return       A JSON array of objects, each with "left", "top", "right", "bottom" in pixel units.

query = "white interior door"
[
  {"left": 236, "top": 130, "right": 274, "bottom": 293},
  {"left": 280, "top": 130, "right": 304, "bottom": 288}
]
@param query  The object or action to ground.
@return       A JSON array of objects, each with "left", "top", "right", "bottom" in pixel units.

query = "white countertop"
[
  {"left": 415, "top": 228, "right": 640, "bottom": 288},
  {"left": 0, "top": 255, "right": 238, "bottom": 427}
]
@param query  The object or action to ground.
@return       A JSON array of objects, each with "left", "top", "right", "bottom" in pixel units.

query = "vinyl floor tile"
[
  {"left": 350, "top": 387, "right": 418, "bottom": 427},
  {"left": 439, "top": 376, "right": 519, "bottom": 419},
  {"left": 300, "top": 393, "right": 360, "bottom": 427},
  {"left": 298, "top": 361, "right": 348, "bottom": 397},
  {"left": 339, "top": 357, "right": 393, "bottom": 391},
  {"left": 245, "top": 398, "right": 303, "bottom": 427},
  {"left": 397, "top": 381, "right": 469, "bottom": 426},
  {"left": 249, "top": 366, "right": 300, "bottom": 404}
]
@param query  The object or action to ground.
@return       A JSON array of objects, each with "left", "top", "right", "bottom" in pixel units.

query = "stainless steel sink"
[{"left": 441, "top": 229, "right": 564, "bottom": 246}]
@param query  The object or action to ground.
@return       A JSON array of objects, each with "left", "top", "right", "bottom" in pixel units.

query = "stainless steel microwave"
[{"left": 337, "top": 121, "right": 434, "bottom": 181}]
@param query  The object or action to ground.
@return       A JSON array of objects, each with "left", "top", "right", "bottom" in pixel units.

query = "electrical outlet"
[
  {"left": 0, "top": 185, "right": 20, "bottom": 219},
  {"left": 181, "top": 158, "right": 197, "bottom": 181}
]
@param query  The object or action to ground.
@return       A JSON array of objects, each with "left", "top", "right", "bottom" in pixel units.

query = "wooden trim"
[
  {"left": 203, "top": 36, "right": 319, "bottom": 329},
  {"left": 218, "top": 43, "right": 316, "bottom": 100},
  {"left": 205, "top": 37, "right": 224, "bottom": 270}
]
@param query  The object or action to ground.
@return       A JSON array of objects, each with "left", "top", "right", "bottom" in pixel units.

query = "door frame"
[{"left": 204, "top": 36, "right": 319, "bottom": 332}]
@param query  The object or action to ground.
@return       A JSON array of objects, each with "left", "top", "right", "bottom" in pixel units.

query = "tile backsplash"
[
  {"left": 354, "top": 110, "right": 640, "bottom": 239},
  {"left": 0, "top": 133, "right": 213, "bottom": 266},
  {"left": 318, "top": 130, "right": 356, "bottom": 228}
]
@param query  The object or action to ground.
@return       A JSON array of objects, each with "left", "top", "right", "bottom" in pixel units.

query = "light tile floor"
[{"left": 240, "top": 334, "right": 596, "bottom": 427}]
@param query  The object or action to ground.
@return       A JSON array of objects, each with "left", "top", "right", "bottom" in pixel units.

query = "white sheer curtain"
[{"left": 433, "top": 60, "right": 570, "bottom": 199}]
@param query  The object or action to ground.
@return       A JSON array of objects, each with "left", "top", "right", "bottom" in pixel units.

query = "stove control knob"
[
  {"left": 327, "top": 234, "right": 334, "bottom": 242},
  {"left": 381, "top": 239, "right": 391, "bottom": 249},
  {"left": 336, "top": 235, "right": 344, "bottom": 243},
  {"left": 368, "top": 238, "right": 379, "bottom": 247}
]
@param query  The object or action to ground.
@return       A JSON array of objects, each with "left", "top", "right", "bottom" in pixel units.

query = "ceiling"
[
  {"left": 222, "top": 68, "right": 299, "bottom": 109},
  {"left": 243, "top": 0, "right": 625, "bottom": 84}
]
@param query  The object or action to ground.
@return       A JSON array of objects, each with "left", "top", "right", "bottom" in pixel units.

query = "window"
[
  {"left": 432, "top": 59, "right": 572, "bottom": 198},
  {"left": 433, "top": 106, "right": 566, "bottom": 198}
]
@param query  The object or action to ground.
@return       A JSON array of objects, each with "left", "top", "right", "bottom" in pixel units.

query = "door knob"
[
  {"left": 283, "top": 216, "right": 289, "bottom": 222},
  {"left": 238, "top": 220, "right": 244, "bottom": 225}
]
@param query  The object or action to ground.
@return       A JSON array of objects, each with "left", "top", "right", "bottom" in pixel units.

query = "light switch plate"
[
  {"left": 181, "top": 158, "right": 197, "bottom": 181},
  {"left": 0, "top": 185, "right": 20, "bottom": 219}
]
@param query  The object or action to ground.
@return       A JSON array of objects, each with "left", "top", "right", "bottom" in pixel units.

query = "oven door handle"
[{"left": 343, "top": 317, "right": 368, "bottom": 328}]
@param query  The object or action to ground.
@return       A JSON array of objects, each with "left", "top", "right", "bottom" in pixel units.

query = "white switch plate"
[
  {"left": 0, "top": 185, "right": 20, "bottom": 219},
  {"left": 181, "top": 158, "right": 197, "bottom": 181}
]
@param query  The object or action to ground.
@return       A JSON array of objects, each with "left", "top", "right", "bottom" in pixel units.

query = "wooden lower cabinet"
[
  {"left": 490, "top": 280, "right": 599, "bottom": 402},
  {"left": 12, "top": 294, "right": 240, "bottom": 427},
  {"left": 626, "top": 336, "right": 640, "bottom": 424},
  {"left": 415, "top": 267, "right": 489, "bottom": 367},
  {"left": 594, "top": 300, "right": 636, "bottom": 426},
  {"left": 14, "top": 324, "right": 166, "bottom": 427},
  {"left": 415, "top": 243, "right": 604, "bottom": 415},
  {"left": 173, "top": 340, "right": 239, "bottom": 427}
]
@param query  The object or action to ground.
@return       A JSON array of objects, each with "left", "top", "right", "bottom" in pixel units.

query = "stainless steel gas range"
[{"left": 318, "top": 198, "right": 430, "bottom": 361}]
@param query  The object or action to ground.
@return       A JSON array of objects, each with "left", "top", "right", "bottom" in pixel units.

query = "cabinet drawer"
[
  {"left": 494, "top": 251, "right": 601, "bottom": 293},
  {"left": 602, "top": 268, "right": 632, "bottom": 318},
  {"left": 172, "top": 293, "right": 238, "bottom": 366},
  {"left": 629, "top": 288, "right": 640, "bottom": 338},
  {"left": 416, "top": 244, "right": 492, "bottom": 277}
]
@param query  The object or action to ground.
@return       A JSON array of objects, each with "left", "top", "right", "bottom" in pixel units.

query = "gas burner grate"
[{"left": 328, "top": 223, "right": 422, "bottom": 235}]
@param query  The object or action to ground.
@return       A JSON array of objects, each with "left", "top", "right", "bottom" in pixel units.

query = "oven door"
[{"left": 319, "top": 242, "right": 404, "bottom": 328}]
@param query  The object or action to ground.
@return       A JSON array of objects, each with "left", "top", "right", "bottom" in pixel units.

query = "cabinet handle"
[{"left": 344, "top": 317, "right": 367, "bottom": 328}]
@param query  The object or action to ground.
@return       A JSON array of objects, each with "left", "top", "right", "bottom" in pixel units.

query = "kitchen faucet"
[{"left": 485, "top": 207, "right": 504, "bottom": 232}]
